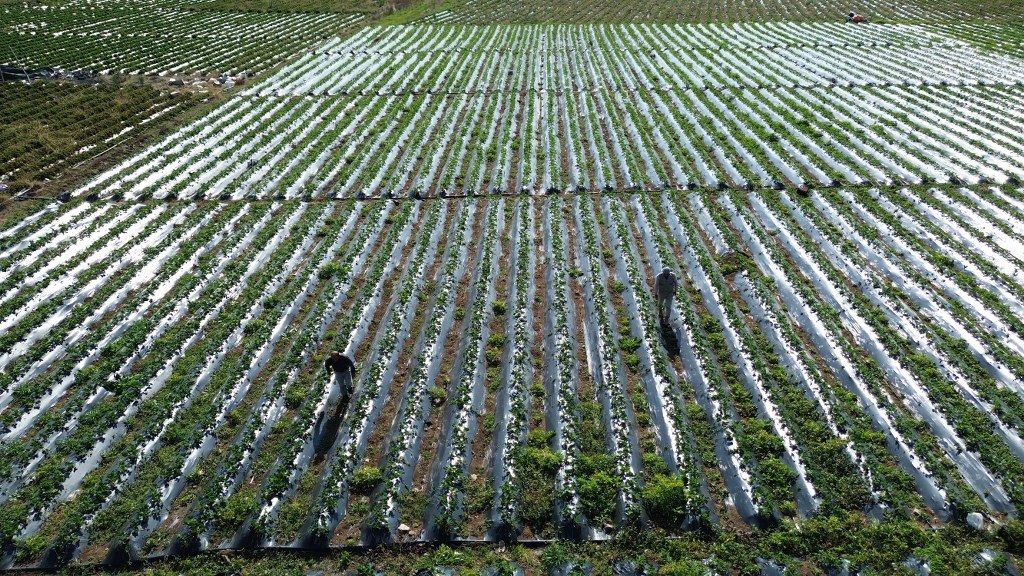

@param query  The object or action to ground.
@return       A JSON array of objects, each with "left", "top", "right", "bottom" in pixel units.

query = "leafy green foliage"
[
  {"left": 215, "top": 493, "right": 257, "bottom": 531},
  {"left": 641, "top": 474, "right": 688, "bottom": 530},
  {"left": 491, "top": 299, "right": 507, "bottom": 316},
  {"left": 515, "top": 429, "right": 560, "bottom": 529},
  {"left": 318, "top": 262, "right": 343, "bottom": 279},
  {"left": 350, "top": 466, "right": 383, "bottom": 495},
  {"left": 577, "top": 470, "right": 618, "bottom": 525}
]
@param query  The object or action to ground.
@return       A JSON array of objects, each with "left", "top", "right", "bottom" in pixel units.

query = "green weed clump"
[
  {"left": 641, "top": 474, "right": 688, "bottom": 530},
  {"left": 350, "top": 466, "right": 383, "bottom": 495}
]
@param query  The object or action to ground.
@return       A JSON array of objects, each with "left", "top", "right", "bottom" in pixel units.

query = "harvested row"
[
  {"left": 1, "top": 186, "right": 1022, "bottom": 567},
  {"left": 1, "top": 7, "right": 365, "bottom": 77},
  {"left": 0, "top": 82, "right": 198, "bottom": 193},
  {"left": 2, "top": 0, "right": 242, "bottom": 9},
  {"left": 2, "top": 6, "right": 364, "bottom": 39}
]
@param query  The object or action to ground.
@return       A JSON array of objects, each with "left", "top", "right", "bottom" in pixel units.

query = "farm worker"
[
  {"left": 325, "top": 350, "right": 357, "bottom": 415},
  {"left": 847, "top": 11, "right": 866, "bottom": 23},
  {"left": 655, "top": 267, "right": 678, "bottom": 325}
]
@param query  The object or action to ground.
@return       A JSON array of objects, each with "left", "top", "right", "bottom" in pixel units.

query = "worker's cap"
[{"left": 662, "top": 266, "right": 672, "bottom": 275}]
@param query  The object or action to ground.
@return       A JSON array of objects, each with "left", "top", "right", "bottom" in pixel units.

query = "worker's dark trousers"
[
  {"left": 338, "top": 370, "right": 353, "bottom": 415},
  {"left": 314, "top": 370, "right": 352, "bottom": 450},
  {"left": 658, "top": 294, "right": 674, "bottom": 322}
]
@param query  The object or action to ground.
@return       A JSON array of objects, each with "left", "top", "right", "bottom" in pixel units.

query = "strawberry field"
[
  {"left": 3, "top": 0, "right": 1024, "bottom": 570},
  {"left": 70, "top": 23, "right": 1024, "bottom": 201},
  {"left": 0, "top": 183, "right": 1023, "bottom": 571}
]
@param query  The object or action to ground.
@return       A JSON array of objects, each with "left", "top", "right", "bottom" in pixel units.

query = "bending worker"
[{"left": 655, "top": 267, "right": 678, "bottom": 325}]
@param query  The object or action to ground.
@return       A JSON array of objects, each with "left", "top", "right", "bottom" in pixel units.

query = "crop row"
[
  {"left": 1, "top": 184, "right": 1022, "bottom": 566},
  {"left": 250, "top": 23, "right": 1008, "bottom": 96},
  {"left": 70, "top": 77, "right": 1024, "bottom": 198},
  {"left": 416, "top": 0, "right": 965, "bottom": 24},
  {"left": 934, "top": 22, "right": 1024, "bottom": 60},
  {"left": 69, "top": 23, "right": 1024, "bottom": 200}
]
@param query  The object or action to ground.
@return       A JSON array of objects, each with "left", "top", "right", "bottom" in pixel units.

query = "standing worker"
[
  {"left": 655, "top": 267, "right": 678, "bottom": 325},
  {"left": 325, "top": 350, "right": 357, "bottom": 417}
]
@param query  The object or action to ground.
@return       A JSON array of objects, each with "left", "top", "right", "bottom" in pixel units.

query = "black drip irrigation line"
[
  {"left": 2, "top": 539, "right": 559, "bottom": 573},
  {"left": 7, "top": 29, "right": 352, "bottom": 42},
  {"left": 5, "top": 192, "right": 72, "bottom": 203},
  {"left": 48, "top": 177, "right": 1018, "bottom": 207},
  {"left": 311, "top": 40, "right": 951, "bottom": 58},
  {"left": 244, "top": 78, "right": 1024, "bottom": 99}
]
